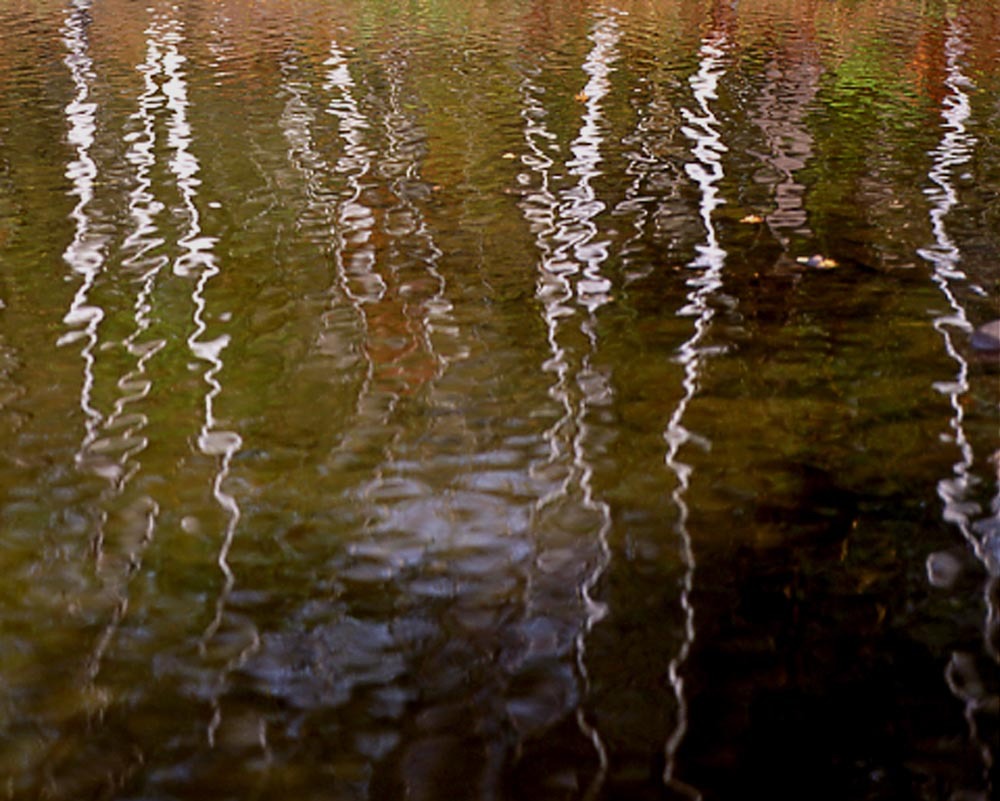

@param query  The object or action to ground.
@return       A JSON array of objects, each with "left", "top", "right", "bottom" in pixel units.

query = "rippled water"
[{"left": 1, "top": 1, "right": 998, "bottom": 799}]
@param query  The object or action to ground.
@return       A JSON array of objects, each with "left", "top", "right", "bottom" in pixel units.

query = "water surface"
[{"left": 0, "top": 1, "right": 998, "bottom": 799}]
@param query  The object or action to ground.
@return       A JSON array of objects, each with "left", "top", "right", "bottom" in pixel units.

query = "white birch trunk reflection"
[
  {"left": 918, "top": 14, "right": 999, "bottom": 793},
  {"left": 517, "top": 13, "right": 622, "bottom": 796},
  {"left": 61, "top": 0, "right": 108, "bottom": 481},
  {"left": 81, "top": 11, "right": 169, "bottom": 700},
  {"left": 157, "top": 12, "right": 250, "bottom": 739},
  {"left": 662, "top": 23, "right": 730, "bottom": 801}
]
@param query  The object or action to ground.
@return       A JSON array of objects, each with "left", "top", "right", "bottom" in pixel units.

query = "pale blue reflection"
[
  {"left": 917, "top": 15, "right": 998, "bottom": 793},
  {"left": 662, "top": 27, "right": 731, "bottom": 801}
]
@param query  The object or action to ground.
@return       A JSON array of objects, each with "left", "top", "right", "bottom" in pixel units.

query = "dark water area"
[{"left": 1, "top": 1, "right": 998, "bottom": 799}]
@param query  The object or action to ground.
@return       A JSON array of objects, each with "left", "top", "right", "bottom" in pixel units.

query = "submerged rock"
[
  {"left": 926, "top": 550, "right": 964, "bottom": 588},
  {"left": 970, "top": 319, "right": 1000, "bottom": 352}
]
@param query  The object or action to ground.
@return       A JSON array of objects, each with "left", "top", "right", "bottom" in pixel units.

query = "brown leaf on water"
[
  {"left": 740, "top": 214, "right": 764, "bottom": 224},
  {"left": 575, "top": 90, "right": 589, "bottom": 103}
]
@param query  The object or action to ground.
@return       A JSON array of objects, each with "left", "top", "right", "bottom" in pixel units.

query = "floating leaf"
[
  {"left": 501, "top": 152, "right": 517, "bottom": 160},
  {"left": 575, "top": 90, "right": 589, "bottom": 103},
  {"left": 740, "top": 214, "right": 764, "bottom": 224},
  {"left": 796, "top": 254, "right": 839, "bottom": 269}
]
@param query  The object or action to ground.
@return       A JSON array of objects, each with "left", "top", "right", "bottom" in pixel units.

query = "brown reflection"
[
  {"left": 324, "top": 39, "right": 458, "bottom": 458},
  {"left": 747, "top": 29, "right": 820, "bottom": 249}
]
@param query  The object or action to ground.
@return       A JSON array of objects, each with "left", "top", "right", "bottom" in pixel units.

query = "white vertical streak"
[
  {"left": 519, "top": 13, "right": 623, "bottom": 795},
  {"left": 60, "top": 0, "right": 108, "bottom": 476},
  {"left": 159, "top": 15, "right": 242, "bottom": 659},
  {"left": 98, "top": 18, "right": 169, "bottom": 488},
  {"left": 82, "top": 15, "right": 167, "bottom": 689},
  {"left": 324, "top": 41, "right": 385, "bottom": 308},
  {"left": 567, "top": 16, "right": 619, "bottom": 314},
  {"left": 917, "top": 18, "right": 980, "bottom": 560},
  {"left": 917, "top": 15, "right": 997, "bottom": 789},
  {"left": 662, "top": 31, "right": 730, "bottom": 801}
]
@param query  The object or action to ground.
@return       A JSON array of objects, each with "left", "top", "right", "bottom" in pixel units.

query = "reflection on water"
[
  {"left": 517, "top": 12, "right": 623, "bottom": 796},
  {"left": 160, "top": 12, "right": 249, "bottom": 739},
  {"left": 748, "top": 29, "right": 820, "bottom": 248},
  {"left": 61, "top": 0, "right": 107, "bottom": 469},
  {"left": 324, "top": 40, "right": 384, "bottom": 307},
  {"left": 1, "top": 1, "right": 999, "bottom": 799},
  {"left": 661, "top": 21, "right": 729, "bottom": 800},
  {"left": 919, "top": 13, "right": 999, "bottom": 795},
  {"left": 79, "top": 11, "right": 168, "bottom": 710}
]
